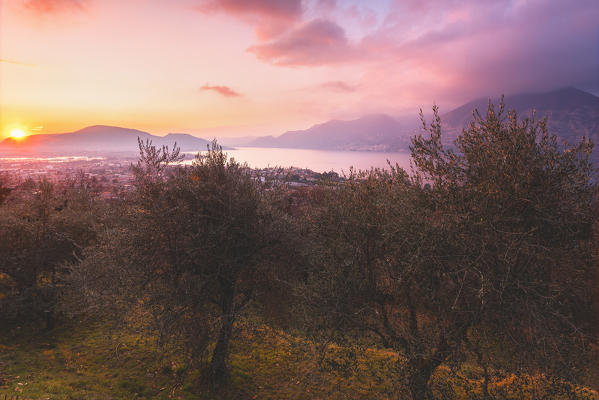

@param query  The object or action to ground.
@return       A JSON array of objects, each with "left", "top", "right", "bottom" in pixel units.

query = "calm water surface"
[
  {"left": 0, "top": 156, "right": 105, "bottom": 163},
  {"left": 185, "top": 147, "right": 413, "bottom": 173}
]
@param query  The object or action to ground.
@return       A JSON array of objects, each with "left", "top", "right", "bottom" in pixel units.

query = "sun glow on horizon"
[{"left": 10, "top": 128, "right": 27, "bottom": 140}]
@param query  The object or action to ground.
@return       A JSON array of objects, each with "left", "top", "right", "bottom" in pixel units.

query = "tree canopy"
[{"left": 301, "top": 100, "right": 597, "bottom": 399}]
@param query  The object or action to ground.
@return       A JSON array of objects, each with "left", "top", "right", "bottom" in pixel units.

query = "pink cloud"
[
  {"left": 315, "top": 0, "right": 336, "bottom": 13},
  {"left": 237, "top": 0, "right": 597, "bottom": 115},
  {"left": 197, "top": 0, "right": 302, "bottom": 19},
  {"left": 196, "top": 0, "right": 303, "bottom": 39},
  {"left": 393, "top": 0, "right": 597, "bottom": 95},
  {"left": 247, "top": 19, "right": 360, "bottom": 66},
  {"left": 21, "top": 0, "right": 87, "bottom": 13},
  {"left": 349, "top": 0, "right": 599, "bottom": 112},
  {"left": 319, "top": 81, "right": 358, "bottom": 92},
  {"left": 200, "top": 84, "right": 242, "bottom": 97}
]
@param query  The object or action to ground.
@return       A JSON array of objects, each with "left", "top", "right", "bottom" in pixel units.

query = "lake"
[{"left": 184, "top": 147, "right": 414, "bottom": 173}]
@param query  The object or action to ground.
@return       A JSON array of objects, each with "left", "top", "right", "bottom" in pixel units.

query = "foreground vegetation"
[
  {"left": 1, "top": 101, "right": 597, "bottom": 399},
  {"left": 1, "top": 321, "right": 597, "bottom": 399}
]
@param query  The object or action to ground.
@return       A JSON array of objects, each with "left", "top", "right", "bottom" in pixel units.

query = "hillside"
[
  {"left": 250, "top": 114, "right": 416, "bottom": 151},
  {"left": 441, "top": 87, "right": 599, "bottom": 146},
  {"left": 2, "top": 88, "right": 596, "bottom": 156},
  {"left": 0, "top": 125, "right": 213, "bottom": 154},
  {"left": 243, "top": 88, "right": 599, "bottom": 155}
]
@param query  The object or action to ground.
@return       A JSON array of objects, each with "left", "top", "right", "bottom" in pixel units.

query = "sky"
[{"left": 1, "top": 0, "right": 598, "bottom": 140}]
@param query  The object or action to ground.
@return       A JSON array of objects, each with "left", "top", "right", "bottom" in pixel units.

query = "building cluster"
[{"left": 0, "top": 156, "right": 136, "bottom": 199}]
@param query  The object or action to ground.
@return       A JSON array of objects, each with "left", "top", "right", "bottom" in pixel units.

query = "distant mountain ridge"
[
  {"left": 240, "top": 87, "right": 599, "bottom": 154},
  {"left": 1, "top": 88, "right": 596, "bottom": 158},
  {"left": 0, "top": 125, "right": 214, "bottom": 154},
  {"left": 441, "top": 87, "right": 599, "bottom": 146},
  {"left": 249, "top": 114, "right": 417, "bottom": 151}
]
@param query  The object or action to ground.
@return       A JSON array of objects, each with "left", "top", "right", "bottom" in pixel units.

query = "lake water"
[
  {"left": 0, "top": 148, "right": 415, "bottom": 175},
  {"left": 184, "top": 147, "right": 414, "bottom": 173},
  {"left": 0, "top": 156, "right": 105, "bottom": 163}
]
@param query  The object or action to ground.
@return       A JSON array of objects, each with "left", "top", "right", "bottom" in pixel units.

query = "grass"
[{"left": 0, "top": 322, "right": 597, "bottom": 399}]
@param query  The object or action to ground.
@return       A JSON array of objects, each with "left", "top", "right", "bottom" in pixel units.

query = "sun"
[{"left": 10, "top": 128, "right": 27, "bottom": 140}]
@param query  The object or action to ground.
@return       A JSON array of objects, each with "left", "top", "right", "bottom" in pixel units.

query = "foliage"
[
  {"left": 1, "top": 100, "right": 596, "bottom": 399},
  {"left": 0, "top": 173, "right": 12, "bottom": 205},
  {"left": 411, "top": 100, "right": 597, "bottom": 382},
  {"left": 0, "top": 176, "right": 100, "bottom": 330},
  {"left": 300, "top": 99, "right": 597, "bottom": 399},
  {"left": 299, "top": 165, "right": 472, "bottom": 399},
  {"left": 69, "top": 140, "right": 294, "bottom": 387}
]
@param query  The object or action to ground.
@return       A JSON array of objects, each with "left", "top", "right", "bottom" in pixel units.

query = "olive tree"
[
  {"left": 302, "top": 100, "right": 596, "bottom": 399},
  {"left": 300, "top": 166, "right": 472, "bottom": 399},
  {"left": 70, "top": 140, "right": 291, "bottom": 386},
  {"left": 412, "top": 101, "right": 596, "bottom": 393},
  {"left": 0, "top": 177, "right": 99, "bottom": 331}
]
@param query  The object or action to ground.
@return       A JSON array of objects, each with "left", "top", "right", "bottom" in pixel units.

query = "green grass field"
[{"left": 1, "top": 322, "right": 597, "bottom": 399}]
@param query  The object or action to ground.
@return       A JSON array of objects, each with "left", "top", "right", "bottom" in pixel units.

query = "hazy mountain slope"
[
  {"left": 250, "top": 114, "right": 416, "bottom": 151},
  {"left": 0, "top": 125, "right": 213, "bottom": 154},
  {"left": 246, "top": 88, "right": 598, "bottom": 153},
  {"left": 2, "top": 88, "right": 596, "bottom": 157},
  {"left": 441, "top": 88, "right": 599, "bottom": 146},
  {"left": 161, "top": 133, "right": 215, "bottom": 150}
]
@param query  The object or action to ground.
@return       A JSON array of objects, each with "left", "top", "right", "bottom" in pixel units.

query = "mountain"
[
  {"left": 160, "top": 133, "right": 215, "bottom": 150},
  {"left": 244, "top": 87, "right": 598, "bottom": 154},
  {"left": 0, "top": 125, "right": 213, "bottom": 154},
  {"left": 249, "top": 114, "right": 417, "bottom": 151},
  {"left": 441, "top": 87, "right": 599, "bottom": 146},
  {"left": 2, "top": 88, "right": 596, "bottom": 157}
]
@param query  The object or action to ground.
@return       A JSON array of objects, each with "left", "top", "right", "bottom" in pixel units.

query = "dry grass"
[{"left": 0, "top": 322, "right": 596, "bottom": 399}]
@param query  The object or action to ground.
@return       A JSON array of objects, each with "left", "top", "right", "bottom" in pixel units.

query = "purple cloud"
[
  {"left": 247, "top": 19, "right": 359, "bottom": 66},
  {"left": 382, "top": 0, "right": 599, "bottom": 97},
  {"left": 244, "top": 0, "right": 598, "bottom": 106},
  {"left": 200, "top": 84, "right": 242, "bottom": 97},
  {"left": 319, "top": 80, "right": 358, "bottom": 92}
]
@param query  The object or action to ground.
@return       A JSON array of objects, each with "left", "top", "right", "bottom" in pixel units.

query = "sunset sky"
[{"left": 1, "top": 0, "right": 597, "bottom": 140}]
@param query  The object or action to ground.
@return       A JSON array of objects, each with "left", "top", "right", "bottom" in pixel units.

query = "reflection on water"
[
  {"left": 0, "top": 149, "right": 413, "bottom": 174},
  {"left": 0, "top": 156, "right": 105, "bottom": 163},
  {"left": 183, "top": 147, "right": 413, "bottom": 173}
]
